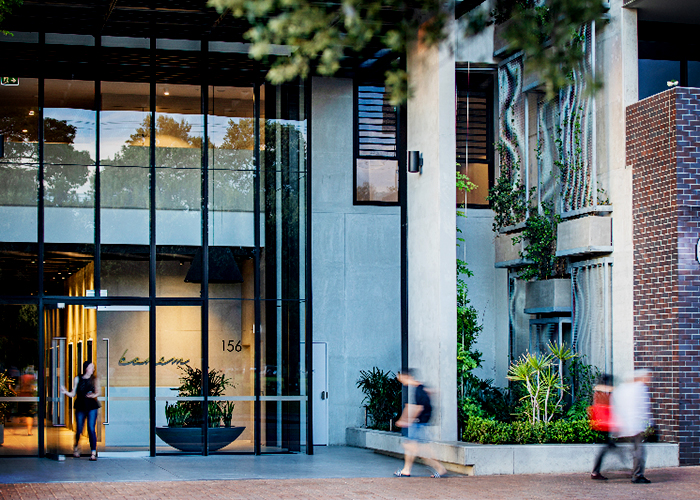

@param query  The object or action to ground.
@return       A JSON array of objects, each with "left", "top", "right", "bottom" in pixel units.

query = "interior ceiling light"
[
  {"left": 22, "top": 129, "right": 28, "bottom": 133},
  {"left": 28, "top": 110, "right": 34, "bottom": 116},
  {"left": 164, "top": 88, "right": 170, "bottom": 96}
]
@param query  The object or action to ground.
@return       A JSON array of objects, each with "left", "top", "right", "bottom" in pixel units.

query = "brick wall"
[{"left": 628, "top": 88, "right": 700, "bottom": 464}]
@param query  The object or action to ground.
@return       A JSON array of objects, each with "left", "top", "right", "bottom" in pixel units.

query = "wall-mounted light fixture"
[{"left": 408, "top": 150, "right": 422, "bottom": 174}]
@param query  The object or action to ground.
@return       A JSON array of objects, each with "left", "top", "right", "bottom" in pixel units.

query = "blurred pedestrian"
[
  {"left": 61, "top": 361, "right": 100, "bottom": 461},
  {"left": 17, "top": 366, "right": 37, "bottom": 436},
  {"left": 394, "top": 369, "right": 447, "bottom": 478},
  {"left": 589, "top": 373, "right": 619, "bottom": 480},
  {"left": 612, "top": 369, "right": 653, "bottom": 484}
]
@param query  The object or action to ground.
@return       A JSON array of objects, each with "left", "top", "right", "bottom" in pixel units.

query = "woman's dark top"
[
  {"left": 74, "top": 377, "right": 101, "bottom": 411},
  {"left": 414, "top": 384, "right": 432, "bottom": 424}
]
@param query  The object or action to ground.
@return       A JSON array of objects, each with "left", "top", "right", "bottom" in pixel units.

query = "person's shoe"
[
  {"left": 591, "top": 472, "right": 608, "bottom": 480},
  {"left": 89, "top": 451, "right": 97, "bottom": 461},
  {"left": 631, "top": 475, "right": 651, "bottom": 484},
  {"left": 73, "top": 447, "right": 80, "bottom": 458},
  {"left": 393, "top": 469, "right": 410, "bottom": 477}
]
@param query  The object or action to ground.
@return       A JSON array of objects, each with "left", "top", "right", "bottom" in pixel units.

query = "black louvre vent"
[{"left": 357, "top": 85, "right": 397, "bottom": 159}]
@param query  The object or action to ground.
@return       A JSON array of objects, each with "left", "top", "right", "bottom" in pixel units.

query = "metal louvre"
[
  {"left": 571, "top": 258, "right": 612, "bottom": 373},
  {"left": 356, "top": 85, "right": 397, "bottom": 159},
  {"left": 457, "top": 92, "right": 488, "bottom": 167}
]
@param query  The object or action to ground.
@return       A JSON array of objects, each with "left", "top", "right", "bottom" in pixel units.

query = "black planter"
[{"left": 155, "top": 426, "right": 245, "bottom": 452}]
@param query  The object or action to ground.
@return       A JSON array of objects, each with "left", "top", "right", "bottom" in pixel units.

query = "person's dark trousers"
[
  {"left": 75, "top": 409, "right": 98, "bottom": 451},
  {"left": 632, "top": 433, "right": 646, "bottom": 479},
  {"left": 592, "top": 433, "right": 617, "bottom": 474}
]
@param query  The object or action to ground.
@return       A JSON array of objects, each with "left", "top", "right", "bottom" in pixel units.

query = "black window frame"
[
  {"left": 353, "top": 79, "right": 400, "bottom": 206},
  {"left": 456, "top": 67, "right": 496, "bottom": 210}
]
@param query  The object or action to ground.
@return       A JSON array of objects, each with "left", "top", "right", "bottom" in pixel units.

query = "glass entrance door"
[
  {"left": 96, "top": 307, "right": 150, "bottom": 454},
  {"left": 44, "top": 302, "right": 82, "bottom": 458}
]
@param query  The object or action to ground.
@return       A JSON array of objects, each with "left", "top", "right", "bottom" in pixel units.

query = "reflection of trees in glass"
[
  {"left": 1, "top": 111, "right": 93, "bottom": 207},
  {"left": 263, "top": 119, "right": 307, "bottom": 245},
  {"left": 0, "top": 163, "right": 36, "bottom": 206},
  {"left": 0, "top": 108, "right": 39, "bottom": 162},
  {"left": 356, "top": 182, "right": 398, "bottom": 202},
  {"left": 211, "top": 118, "right": 255, "bottom": 212}
]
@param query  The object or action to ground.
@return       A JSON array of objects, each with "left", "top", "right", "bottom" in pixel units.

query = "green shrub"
[
  {"left": 462, "top": 416, "right": 604, "bottom": 445},
  {"left": 356, "top": 367, "right": 402, "bottom": 431}
]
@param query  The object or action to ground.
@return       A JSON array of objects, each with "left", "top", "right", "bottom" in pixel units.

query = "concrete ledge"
[{"left": 347, "top": 427, "right": 679, "bottom": 476}]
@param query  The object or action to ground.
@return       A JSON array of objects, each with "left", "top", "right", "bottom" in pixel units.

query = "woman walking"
[{"left": 61, "top": 361, "right": 100, "bottom": 461}]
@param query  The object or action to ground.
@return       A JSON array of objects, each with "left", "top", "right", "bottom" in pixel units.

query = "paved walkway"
[
  {"left": 2, "top": 468, "right": 700, "bottom": 499},
  {"left": 1, "top": 447, "right": 699, "bottom": 499}
]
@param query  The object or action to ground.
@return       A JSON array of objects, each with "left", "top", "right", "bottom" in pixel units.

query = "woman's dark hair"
[
  {"left": 597, "top": 373, "right": 613, "bottom": 386},
  {"left": 82, "top": 361, "right": 96, "bottom": 383}
]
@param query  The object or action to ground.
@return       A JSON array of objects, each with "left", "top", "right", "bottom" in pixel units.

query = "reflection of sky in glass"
[
  {"left": 638, "top": 59, "right": 680, "bottom": 100},
  {"left": 40, "top": 109, "right": 307, "bottom": 160},
  {"left": 101, "top": 110, "right": 149, "bottom": 160},
  {"left": 45, "top": 108, "right": 95, "bottom": 159}
]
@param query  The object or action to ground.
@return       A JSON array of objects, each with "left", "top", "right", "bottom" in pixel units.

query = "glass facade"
[{"left": 0, "top": 34, "right": 309, "bottom": 456}]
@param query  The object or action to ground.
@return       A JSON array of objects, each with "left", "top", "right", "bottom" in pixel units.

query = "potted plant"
[
  {"left": 221, "top": 402, "right": 235, "bottom": 428},
  {"left": 0, "top": 372, "right": 17, "bottom": 446},
  {"left": 156, "top": 365, "right": 244, "bottom": 452}
]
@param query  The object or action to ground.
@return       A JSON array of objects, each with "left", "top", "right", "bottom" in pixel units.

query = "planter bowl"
[
  {"left": 556, "top": 215, "right": 612, "bottom": 257},
  {"left": 524, "top": 279, "right": 572, "bottom": 314},
  {"left": 495, "top": 233, "right": 530, "bottom": 268},
  {"left": 155, "top": 426, "right": 245, "bottom": 452}
]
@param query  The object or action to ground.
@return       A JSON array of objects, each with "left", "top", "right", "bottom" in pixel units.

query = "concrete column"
[
  {"left": 597, "top": 0, "right": 638, "bottom": 383},
  {"left": 407, "top": 34, "right": 457, "bottom": 442}
]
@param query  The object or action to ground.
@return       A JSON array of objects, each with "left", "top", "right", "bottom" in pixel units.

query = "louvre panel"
[
  {"left": 456, "top": 93, "right": 489, "bottom": 167},
  {"left": 357, "top": 85, "right": 397, "bottom": 159}
]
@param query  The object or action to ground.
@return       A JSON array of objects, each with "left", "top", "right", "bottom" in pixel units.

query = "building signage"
[
  {"left": 696, "top": 238, "right": 700, "bottom": 265},
  {"left": 118, "top": 349, "right": 190, "bottom": 367},
  {"left": 1, "top": 77, "right": 19, "bottom": 86}
]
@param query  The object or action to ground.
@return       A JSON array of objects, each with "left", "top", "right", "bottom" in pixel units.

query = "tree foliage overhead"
[
  {"left": 209, "top": 0, "right": 607, "bottom": 103},
  {"left": 208, "top": 0, "right": 450, "bottom": 104},
  {"left": 468, "top": 0, "right": 607, "bottom": 99},
  {"left": 0, "top": 0, "right": 22, "bottom": 35}
]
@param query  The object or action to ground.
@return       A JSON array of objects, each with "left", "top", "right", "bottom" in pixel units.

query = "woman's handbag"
[{"left": 588, "top": 403, "right": 612, "bottom": 432}]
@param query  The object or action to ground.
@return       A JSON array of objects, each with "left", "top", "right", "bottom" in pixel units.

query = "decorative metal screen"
[
  {"left": 530, "top": 23, "right": 597, "bottom": 215},
  {"left": 557, "top": 22, "right": 596, "bottom": 214},
  {"left": 537, "top": 97, "right": 558, "bottom": 207},
  {"left": 498, "top": 55, "right": 525, "bottom": 185},
  {"left": 529, "top": 317, "right": 572, "bottom": 355},
  {"left": 571, "top": 258, "right": 612, "bottom": 373},
  {"left": 508, "top": 272, "right": 529, "bottom": 359}
]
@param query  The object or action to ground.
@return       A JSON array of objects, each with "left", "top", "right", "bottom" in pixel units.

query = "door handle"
[
  {"left": 320, "top": 391, "right": 328, "bottom": 400},
  {"left": 103, "top": 338, "right": 109, "bottom": 425}
]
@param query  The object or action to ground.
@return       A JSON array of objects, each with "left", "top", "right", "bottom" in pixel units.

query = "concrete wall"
[
  {"left": 457, "top": 209, "right": 509, "bottom": 386},
  {"left": 311, "top": 77, "right": 402, "bottom": 445},
  {"left": 454, "top": 0, "right": 495, "bottom": 64}
]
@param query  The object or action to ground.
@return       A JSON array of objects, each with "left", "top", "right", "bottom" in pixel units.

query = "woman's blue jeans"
[{"left": 75, "top": 409, "right": 98, "bottom": 452}]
